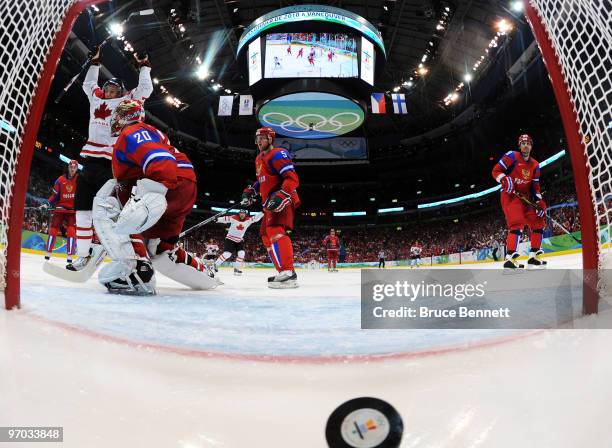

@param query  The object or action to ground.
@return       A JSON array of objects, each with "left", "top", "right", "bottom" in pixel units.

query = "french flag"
[{"left": 371, "top": 93, "right": 386, "bottom": 114}]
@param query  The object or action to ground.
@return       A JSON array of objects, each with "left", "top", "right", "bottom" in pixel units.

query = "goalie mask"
[{"left": 110, "top": 99, "right": 145, "bottom": 136}]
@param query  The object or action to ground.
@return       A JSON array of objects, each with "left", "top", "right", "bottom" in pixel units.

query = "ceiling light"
[
  {"left": 418, "top": 66, "right": 428, "bottom": 75},
  {"left": 464, "top": 73, "right": 473, "bottom": 82},
  {"left": 393, "top": 86, "right": 400, "bottom": 92},
  {"left": 153, "top": 78, "right": 159, "bottom": 84},
  {"left": 109, "top": 22, "right": 124, "bottom": 36},
  {"left": 510, "top": 1, "right": 524, "bottom": 12},
  {"left": 196, "top": 65, "right": 209, "bottom": 80},
  {"left": 496, "top": 19, "right": 512, "bottom": 34}
]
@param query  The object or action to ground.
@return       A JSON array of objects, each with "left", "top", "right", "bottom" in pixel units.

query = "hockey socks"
[
  {"left": 76, "top": 210, "right": 94, "bottom": 257},
  {"left": 530, "top": 228, "right": 543, "bottom": 252},
  {"left": 506, "top": 229, "right": 521, "bottom": 253},
  {"left": 269, "top": 235, "right": 294, "bottom": 272}
]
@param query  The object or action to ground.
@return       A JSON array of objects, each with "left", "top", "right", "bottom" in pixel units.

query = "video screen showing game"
[{"left": 264, "top": 32, "right": 358, "bottom": 79}]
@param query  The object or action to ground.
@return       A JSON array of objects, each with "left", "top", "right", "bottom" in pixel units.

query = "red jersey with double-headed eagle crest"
[
  {"left": 492, "top": 150, "right": 541, "bottom": 199},
  {"left": 253, "top": 147, "right": 300, "bottom": 206}
]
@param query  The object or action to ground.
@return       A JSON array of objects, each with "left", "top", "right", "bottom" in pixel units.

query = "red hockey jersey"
[
  {"left": 48, "top": 174, "right": 78, "bottom": 210},
  {"left": 112, "top": 122, "right": 196, "bottom": 189},
  {"left": 323, "top": 235, "right": 340, "bottom": 250},
  {"left": 492, "top": 150, "right": 542, "bottom": 199},
  {"left": 253, "top": 147, "right": 300, "bottom": 206}
]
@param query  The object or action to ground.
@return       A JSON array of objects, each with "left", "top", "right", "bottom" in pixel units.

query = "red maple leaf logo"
[
  {"left": 94, "top": 102, "right": 113, "bottom": 120},
  {"left": 236, "top": 224, "right": 245, "bottom": 231}
]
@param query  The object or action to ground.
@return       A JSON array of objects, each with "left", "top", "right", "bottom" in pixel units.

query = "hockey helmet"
[
  {"left": 518, "top": 134, "right": 533, "bottom": 146},
  {"left": 103, "top": 77, "right": 125, "bottom": 95},
  {"left": 110, "top": 99, "right": 145, "bottom": 136},
  {"left": 255, "top": 126, "right": 276, "bottom": 143}
]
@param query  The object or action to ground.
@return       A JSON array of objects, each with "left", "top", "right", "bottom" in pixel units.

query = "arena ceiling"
[{"left": 58, "top": 0, "right": 529, "bottom": 149}]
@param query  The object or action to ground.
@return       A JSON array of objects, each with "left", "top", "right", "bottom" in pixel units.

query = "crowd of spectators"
[{"left": 22, "top": 145, "right": 601, "bottom": 264}]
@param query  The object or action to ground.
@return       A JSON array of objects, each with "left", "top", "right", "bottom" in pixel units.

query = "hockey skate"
[
  {"left": 268, "top": 270, "right": 298, "bottom": 289},
  {"left": 503, "top": 252, "right": 524, "bottom": 272},
  {"left": 233, "top": 268, "right": 243, "bottom": 276},
  {"left": 527, "top": 249, "right": 547, "bottom": 269},
  {"left": 102, "top": 259, "right": 156, "bottom": 296}
]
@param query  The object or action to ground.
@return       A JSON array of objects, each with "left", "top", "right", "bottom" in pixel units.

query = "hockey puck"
[{"left": 325, "top": 397, "right": 403, "bottom": 448}]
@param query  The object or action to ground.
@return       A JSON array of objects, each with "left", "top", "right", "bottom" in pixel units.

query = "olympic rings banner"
[
  {"left": 275, "top": 136, "right": 367, "bottom": 160},
  {"left": 257, "top": 92, "right": 365, "bottom": 139},
  {"left": 237, "top": 5, "right": 385, "bottom": 56}
]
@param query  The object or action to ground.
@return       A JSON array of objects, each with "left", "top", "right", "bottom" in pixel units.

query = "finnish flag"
[{"left": 391, "top": 93, "right": 407, "bottom": 114}]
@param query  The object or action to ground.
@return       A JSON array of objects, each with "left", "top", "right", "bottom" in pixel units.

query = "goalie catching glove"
[
  {"left": 115, "top": 178, "right": 168, "bottom": 234},
  {"left": 265, "top": 190, "right": 291, "bottom": 212}
]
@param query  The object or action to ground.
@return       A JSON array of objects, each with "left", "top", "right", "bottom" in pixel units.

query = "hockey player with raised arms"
[
  {"left": 69, "top": 47, "right": 153, "bottom": 273},
  {"left": 92, "top": 99, "right": 219, "bottom": 294},
  {"left": 492, "top": 134, "right": 547, "bottom": 269},
  {"left": 214, "top": 209, "right": 263, "bottom": 275},
  {"left": 241, "top": 127, "right": 300, "bottom": 288}
]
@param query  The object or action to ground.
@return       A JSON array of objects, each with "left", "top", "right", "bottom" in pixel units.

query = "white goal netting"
[
  {"left": 529, "top": 0, "right": 612, "bottom": 272},
  {"left": 0, "top": 0, "right": 79, "bottom": 296}
]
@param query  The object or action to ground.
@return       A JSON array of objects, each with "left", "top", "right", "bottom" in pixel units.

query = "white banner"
[
  {"left": 239, "top": 95, "right": 253, "bottom": 115},
  {"left": 218, "top": 95, "right": 234, "bottom": 116}
]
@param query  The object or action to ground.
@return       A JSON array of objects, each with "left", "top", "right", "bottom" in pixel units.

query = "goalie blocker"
[{"left": 91, "top": 99, "right": 220, "bottom": 294}]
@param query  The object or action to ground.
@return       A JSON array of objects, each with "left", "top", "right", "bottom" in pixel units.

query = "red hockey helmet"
[
  {"left": 518, "top": 134, "right": 533, "bottom": 146},
  {"left": 255, "top": 126, "right": 276, "bottom": 142},
  {"left": 111, "top": 99, "right": 145, "bottom": 136}
]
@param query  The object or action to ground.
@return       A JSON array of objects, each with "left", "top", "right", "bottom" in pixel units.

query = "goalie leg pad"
[
  {"left": 116, "top": 179, "right": 168, "bottom": 235},
  {"left": 152, "top": 249, "right": 221, "bottom": 290},
  {"left": 93, "top": 187, "right": 136, "bottom": 261},
  {"left": 99, "top": 260, "right": 156, "bottom": 295}
]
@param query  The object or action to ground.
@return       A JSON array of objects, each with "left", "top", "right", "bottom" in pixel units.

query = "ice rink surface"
[{"left": 3, "top": 251, "right": 612, "bottom": 447}]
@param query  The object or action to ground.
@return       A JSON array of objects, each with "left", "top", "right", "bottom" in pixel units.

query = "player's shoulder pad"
[{"left": 504, "top": 150, "right": 517, "bottom": 159}]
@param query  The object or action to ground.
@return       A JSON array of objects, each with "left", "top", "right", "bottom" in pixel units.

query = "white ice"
[{"left": 2, "top": 251, "right": 612, "bottom": 447}]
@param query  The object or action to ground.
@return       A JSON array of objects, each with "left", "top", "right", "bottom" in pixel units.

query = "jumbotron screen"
[{"left": 264, "top": 32, "right": 358, "bottom": 79}]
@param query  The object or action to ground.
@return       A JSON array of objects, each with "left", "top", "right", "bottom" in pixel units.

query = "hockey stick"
[
  {"left": 179, "top": 208, "right": 234, "bottom": 239},
  {"left": 54, "top": 9, "right": 155, "bottom": 103},
  {"left": 514, "top": 192, "right": 582, "bottom": 244}
]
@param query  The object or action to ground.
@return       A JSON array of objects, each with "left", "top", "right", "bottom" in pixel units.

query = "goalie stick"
[{"left": 514, "top": 191, "right": 582, "bottom": 244}]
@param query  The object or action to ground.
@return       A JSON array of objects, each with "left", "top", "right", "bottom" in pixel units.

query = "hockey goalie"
[{"left": 92, "top": 99, "right": 220, "bottom": 295}]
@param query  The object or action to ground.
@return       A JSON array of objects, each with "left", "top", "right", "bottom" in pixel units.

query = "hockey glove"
[
  {"left": 535, "top": 199, "right": 547, "bottom": 218},
  {"left": 115, "top": 178, "right": 168, "bottom": 234},
  {"left": 499, "top": 175, "right": 514, "bottom": 193},
  {"left": 241, "top": 186, "right": 257, "bottom": 206},
  {"left": 89, "top": 46, "right": 101, "bottom": 65},
  {"left": 266, "top": 190, "right": 291, "bottom": 212}
]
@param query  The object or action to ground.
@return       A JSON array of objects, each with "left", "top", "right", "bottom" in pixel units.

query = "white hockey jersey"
[
  {"left": 205, "top": 244, "right": 219, "bottom": 256},
  {"left": 410, "top": 245, "right": 422, "bottom": 256},
  {"left": 80, "top": 64, "right": 153, "bottom": 160},
  {"left": 217, "top": 213, "right": 263, "bottom": 242}
]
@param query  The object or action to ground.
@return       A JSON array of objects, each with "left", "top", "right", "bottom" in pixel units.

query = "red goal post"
[
  {"left": 525, "top": 0, "right": 611, "bottom": 313},
  {"left": 1, "top": 0, "right": 102, "bottom": 309}
]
